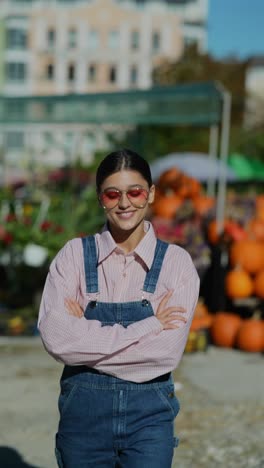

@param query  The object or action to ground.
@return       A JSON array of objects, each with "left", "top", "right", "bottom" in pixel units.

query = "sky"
[{"left": 207, "top": 0, "right": 264, "bottom": 60}]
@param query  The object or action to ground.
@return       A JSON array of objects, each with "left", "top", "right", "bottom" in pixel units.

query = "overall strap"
[
  {"left": 143, "top": 239, "right": 169, "bottom": 294},
  {"left": 82, "top": 235, "right": 99, "bottom": 293}
]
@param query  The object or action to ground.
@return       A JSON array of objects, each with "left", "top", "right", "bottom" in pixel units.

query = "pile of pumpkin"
[
  {"left": 151, "top": 167, "right": 215, "bottom": 219},
  {"left": 185, "top": 299, "right": 264, "bottom": 353},
  {"left": 207, "top": 195, "right": 264, "bottom": 302},
  {"left": 209, "top": 310, "right": 264, "bottom": 353}
]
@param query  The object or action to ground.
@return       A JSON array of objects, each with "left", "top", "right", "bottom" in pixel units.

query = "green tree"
[
  {"left": 112, "top": 46, "right": 253, "bottom": 161},
  {"left": 153, "top": 45, "right": 248, "bottom": 125}
]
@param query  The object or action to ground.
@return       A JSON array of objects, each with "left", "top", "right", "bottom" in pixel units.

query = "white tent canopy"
[{"left": 150, "top": 152, "right": 237, "bottom": 183}]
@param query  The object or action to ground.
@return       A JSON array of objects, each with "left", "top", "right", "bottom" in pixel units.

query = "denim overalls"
[{"left": 55, "top": 236, "right": 180, "bottom": 468}]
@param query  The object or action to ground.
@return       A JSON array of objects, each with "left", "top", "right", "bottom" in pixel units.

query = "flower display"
[{"left": 0, "top": 183, "right": 105, "bottom": 331}]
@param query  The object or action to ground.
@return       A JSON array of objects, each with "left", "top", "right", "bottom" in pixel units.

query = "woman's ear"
[{"left": 148, "top": 185, "right": 155, "bottom": 205}]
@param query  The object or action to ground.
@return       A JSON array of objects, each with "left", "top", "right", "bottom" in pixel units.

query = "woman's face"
[{"left": 99, "top": 170, "right": 155, "bottom": 234}]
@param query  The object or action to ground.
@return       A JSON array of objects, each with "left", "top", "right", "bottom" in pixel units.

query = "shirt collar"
[
  {"left": 134, "top": 221, "right": 157, "bottom": 270},
  {"left": 97, "top": 221, "right": 157, "bottom": 270}
]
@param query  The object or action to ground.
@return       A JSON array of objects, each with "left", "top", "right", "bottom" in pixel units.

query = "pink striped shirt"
[{"left": 38, "top": 221, "right": 200, "bottom": 383}]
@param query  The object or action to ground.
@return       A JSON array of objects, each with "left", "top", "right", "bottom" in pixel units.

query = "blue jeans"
[{"left": 55, "top": 370, "right": 180, "bottom": 467}]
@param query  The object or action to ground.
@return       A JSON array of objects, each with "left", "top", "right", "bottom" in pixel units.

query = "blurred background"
[
  {"left": 0, "top": 0, "right": 263, "bottom": 359},
  {"left": 0, "top": 2, "right": 264, "bottom": 467}
]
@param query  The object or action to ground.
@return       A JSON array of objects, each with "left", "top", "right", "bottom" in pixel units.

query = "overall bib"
[{"left": 55, "top": 236, "right": 180, "bottom": 468}]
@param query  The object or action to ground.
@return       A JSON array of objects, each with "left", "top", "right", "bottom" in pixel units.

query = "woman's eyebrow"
[{"left": 104, "top": 184, "right": 144, "bottom": 190}]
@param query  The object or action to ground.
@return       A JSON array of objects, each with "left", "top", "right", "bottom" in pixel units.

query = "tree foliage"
[
  {"left": 111, "top": 46, "right": 264, "bottom": 163},
  {"left": 153, "top": 45, "right": 249, "bottom": 125},
  {"left": 230, "top": 125, "right": 264, "bottom": 162}
]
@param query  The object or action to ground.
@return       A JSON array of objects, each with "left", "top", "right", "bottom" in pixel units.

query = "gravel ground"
[{"left": 0, "top": 337, "right": 263, "bottom": 468}]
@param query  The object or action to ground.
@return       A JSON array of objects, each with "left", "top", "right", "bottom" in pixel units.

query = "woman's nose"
[{"left": 118, "top": 192, "right": 130, "bottom": 207}]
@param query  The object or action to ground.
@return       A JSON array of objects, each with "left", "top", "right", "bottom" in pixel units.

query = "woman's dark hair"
[{"left": 96, "top": 149, "right": 152, "bottom": 192}]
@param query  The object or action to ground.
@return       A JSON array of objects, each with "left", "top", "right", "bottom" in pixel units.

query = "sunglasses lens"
[
  {"left": 126, "top": 189, "right": 148, "bottom": 207},
  {"left": 100, "top": 190, "right": 120, "bottom": 208},
  {"left": 100, "top": 188, "right": 149, "bottom": 208}
]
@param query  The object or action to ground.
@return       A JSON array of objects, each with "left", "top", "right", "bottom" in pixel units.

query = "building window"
[
  {"left": 108, "top": 30, "right": 119, "bottom": 49},
  {"left": 5, "top": 131, "right": 24, "bottom": 149},
  {"left": 130, "top": 65, "right": 138, "bottom": 85},
  {"left": 46, "top": 63, "right": 54, "bottom": 80},
  {"left": 47, "top": 28, "right": 56, "bottom": 48},
  {"left": 43, "top": 131, "right": 53, "bottom": 146},
  {"left": 152, "top": 31, "right": 161, "bottom": 52},
  {"left": 68, "top": 64, "right": 75, "bottom": 82},
  {"left": 131, "top": 30, "right": 139, "bottom": 50},
  {"left": 5, "top": 62, "right": 27, "bottom": 81},
  {"left": 88, "top": 30, "right": 99, "bottom": 49},
  {"left": 5, "top": 101, "right": 25, "bottom": 119},
  {"left": 109, "top": 65, "right": 117, "bottom": 83},
  {"left": 184, "top": 37, "right": 198, "bottom": 48},
  {"left": 6, "top": 28, "right": 27, "bottom": 49},
  {"left": 68, "top": 28, "right": 77, "bottom": 48},
  {"left": 65, "top": 131, "right": 74, "bottom": 152},
  {"left": 88, "top": 64, "right": 96, "bottom": 82}
]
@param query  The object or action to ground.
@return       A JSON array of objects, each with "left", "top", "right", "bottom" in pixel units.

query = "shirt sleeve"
[
  {"left": 93, "top": 264, "right": 200, "bottom": 382},
  {"left": 38, "top": 240, "right": 163, "bottom": 366}
]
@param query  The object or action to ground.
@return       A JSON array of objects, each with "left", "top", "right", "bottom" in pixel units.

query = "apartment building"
[
  {"left": 0, "top": 0, "right": 208, "bottom": 168},
  {"left": 244, "top": 56, "right": 264, "bottom": 129},
  {"left": 0, "top": 0, "right": 208, "bottom": 96}
]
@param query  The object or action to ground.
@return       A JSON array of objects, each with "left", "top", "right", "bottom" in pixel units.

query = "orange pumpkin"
[
  {"left": 192, "top": 196, "right": 215, "bottom": 216},
  {"left": 256, "top": 195, "right": 264, "bottom": 221},
  {"left": 224, "top": 220, "right": 248, "bottom": 242},
  {"left": 177, "top": 174, "right": 192, "bottom": 199},
  {"left": 188, "top": 178, "right": 202, "bottom": 199},
  {"left": 190, "top": 315, "right": 213, "bottom": 331},
  {"left": 152, "top": 193, "right": 183, "bottom": 219},
  {"left": 246, "top": 218, "right": 264, "bottom": 241},
  {"left": 158, "top": 167, "right": 182, "bottom": 192},
  {"left": 210, "top": 312, "right": 242, "bottom": 348},
  {"left": 207, "top": 219, "right": 227, "bottom": 244},
  {"left": 230, "top": 239, "right": 264, "bottom": 274},
  {"left": 236, "top": 313, "right": 264, "bottom": 352},
  {"left": 254, "top": 270, "right": 264, "bottom": 299},
  {"left": 191, "top": 299, "right": 213, "bottom": 331},
  {"left": 225, "top": 268, "right": 254, "bottom": 299},
  {"left": 194, "top": 299, "right": 209, "bottom": 318}
]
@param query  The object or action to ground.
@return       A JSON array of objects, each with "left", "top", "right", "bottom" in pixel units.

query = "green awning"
[
  {"left": 0, "top": 81, "right": 223, "bottom": 126},
  {"left": 228, "top": 153, "right": 264, "bottom": 180}
]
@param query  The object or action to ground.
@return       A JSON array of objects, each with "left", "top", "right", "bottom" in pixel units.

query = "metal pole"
[
  {"left": 215, "top": 90, "right": 232, "bottom": 234},
  {"left": 207, "top": 124, "right": 219, "bottom": 197},
  {"left": 0, "top": 128, "right": 6, "bottom": 187}
]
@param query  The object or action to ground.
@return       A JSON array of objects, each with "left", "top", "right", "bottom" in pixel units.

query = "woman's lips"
[{"left": 116, "top": 211, "right": 135, "bottom": 219}]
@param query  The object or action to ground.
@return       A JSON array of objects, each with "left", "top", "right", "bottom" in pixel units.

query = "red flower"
[
  {"left": 0, "top": 225, "right": 6, "bottom": 240},
  {"left": 54, "top": 225, "right": 64, "bottom": 233},
  {"left": 40, "top": 220, "right": 53, "bottom": 232},
  {"left": 77, "top": 232, "right": 86, "bottom": 238},
  {"left": 22, "top": 216, "right": 32, "bottom": 226},
  {"left": 3, "top": 232, "right": 13, "bottom": 245},
  {"left": 5, "top": 213, "right": 17, "bottom": 222}
]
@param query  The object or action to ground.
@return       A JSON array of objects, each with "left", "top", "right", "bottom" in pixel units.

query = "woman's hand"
[
  {"left": 156, "top": 290, "right": 187, "bottom": 330},
  {"left": 64, "top": 298, "right": 84, "bottom": 318},
  {"left": 65, "top": 291, "right": 187, "bottom": 329}
]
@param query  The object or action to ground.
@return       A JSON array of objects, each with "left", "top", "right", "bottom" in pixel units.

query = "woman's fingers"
[
  {"left": 156, "top": 290, "right": 173, "bottom": 314},
  {"left": 65, "top": 298, "right": 83, "bottom": 318},
  {"left": 156, "top": 290, "right": 187, "bottom": 329},
  {"left": 161, "top": 313, "right": 187, "bottom": 325},
  {"left": 159, "top": 306, "right": 186, "bottom": 317}
]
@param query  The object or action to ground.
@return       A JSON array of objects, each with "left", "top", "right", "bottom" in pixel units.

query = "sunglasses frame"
[{"left": 99, "top": 187, "right": 150, "bottom": 209}]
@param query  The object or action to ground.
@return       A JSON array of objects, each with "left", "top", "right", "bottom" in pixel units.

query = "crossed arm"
[{"left": 38, "top": 242, "right": 200, "bottom": 382}]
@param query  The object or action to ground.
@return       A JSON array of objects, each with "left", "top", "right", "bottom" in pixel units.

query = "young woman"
[{"left": 38, "top": 149, "right": 200, "bottom": 468}]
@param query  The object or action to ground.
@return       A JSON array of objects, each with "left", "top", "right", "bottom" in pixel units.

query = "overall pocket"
[
  {"left": 58, "top": 382, "right": 78, "bottom": 417},
  {"left": 155, "top": 384, "right": 180, "bottom": 419}
]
